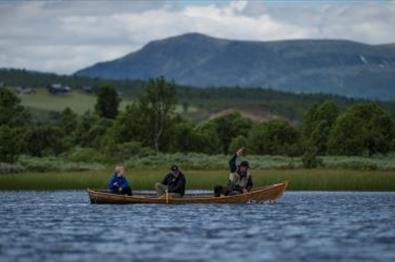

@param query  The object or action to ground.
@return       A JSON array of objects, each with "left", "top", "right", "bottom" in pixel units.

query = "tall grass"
[{"left": 1, "top": 169, "right": 395, "bottom": 191}]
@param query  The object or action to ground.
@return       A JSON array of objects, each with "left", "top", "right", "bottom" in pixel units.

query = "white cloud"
[{"left": 0, "top": 0, "right": 394, "bottom": 74}]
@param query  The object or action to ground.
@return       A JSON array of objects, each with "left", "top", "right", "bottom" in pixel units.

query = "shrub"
[
  {"left": 67, "top": 147, "right": 108, "bottom": 163},
  {"left": 114, "top": 142, "right": 154, "bottom": 159},
  {"left": 302, "top": 147, "right": 323, "bottom": 169},
  {"left": 322, "top": 156, "right": 382, "bottom": 170},
  {"left": 0, "top": 125, "right": 24, "bottom": 163},
  {"left": 18, "top": 155, "right": 105, "bottom": 172},
  {"left": 0, "top": 162, "right": 25, "bottom": 174},
  {"left": 24, "top": 125, "right": 67, "bottom": 156}
]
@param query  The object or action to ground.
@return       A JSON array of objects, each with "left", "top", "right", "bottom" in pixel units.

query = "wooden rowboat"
[{"left": 87, "top": 181, "right": 288, "bottom": 204}]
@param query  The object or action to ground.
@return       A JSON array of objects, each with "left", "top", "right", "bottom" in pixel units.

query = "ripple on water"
[{"left": 0, "top": 191, "right": 395, "bottom": 261}]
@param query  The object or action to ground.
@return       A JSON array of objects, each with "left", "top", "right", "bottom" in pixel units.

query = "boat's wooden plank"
[{"left": 88, "top": 181, "right": 288, "bottom": 204}]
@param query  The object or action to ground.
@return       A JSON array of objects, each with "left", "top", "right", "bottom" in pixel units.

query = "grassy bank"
[{"left": 1, "top": 169, "right": 395, "bottom": 191}]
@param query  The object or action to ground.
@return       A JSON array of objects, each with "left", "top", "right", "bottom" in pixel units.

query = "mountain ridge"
[{"left": 75, "top": 33, "right": 395, "bottom": 100}]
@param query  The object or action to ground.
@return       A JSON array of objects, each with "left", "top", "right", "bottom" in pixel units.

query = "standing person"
[
  {"left": 108, "top": 165, "right": 132, "bottom": 196},
  {"left": 155, "top": 165, "right": 186, "bottom": 198},
  {"left": 214, "top": 148, "right": 253, "bottom": 197}
]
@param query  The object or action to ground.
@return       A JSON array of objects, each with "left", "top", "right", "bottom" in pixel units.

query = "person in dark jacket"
[
  {"left": 108, "top": 165, "right": 132, "bottom": 195},
  {"left": 155, "top": 165, "right": 186, "bottom": 197},
  {"left": 214, "top": 148, "right": 253, "bottom": 197}
]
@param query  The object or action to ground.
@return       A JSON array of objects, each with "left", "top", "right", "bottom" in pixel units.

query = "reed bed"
[{"left": 1, "top": 169, "right": 395, "bottom": 191}]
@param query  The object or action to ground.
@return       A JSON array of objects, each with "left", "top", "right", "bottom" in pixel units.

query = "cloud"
[{"left": 0, "top": 0, "right": 394, "bottom": 74}]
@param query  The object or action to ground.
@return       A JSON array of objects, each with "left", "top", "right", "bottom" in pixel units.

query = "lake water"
[{"left": 0, "top": 191, "right": 394, "bottom": 262}]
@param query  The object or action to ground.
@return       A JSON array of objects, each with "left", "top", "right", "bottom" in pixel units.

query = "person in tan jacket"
[{"left": 214, "top": 148, "right": 253, "bottom": 197}]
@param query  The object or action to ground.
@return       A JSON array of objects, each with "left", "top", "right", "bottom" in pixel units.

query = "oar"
[{"left": 166, "top": 189, "right": 169, "bottom": 204}]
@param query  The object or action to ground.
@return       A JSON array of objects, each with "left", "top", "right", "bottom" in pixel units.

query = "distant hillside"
[
  {"left": 75, "top": 33, "right": 395, "bottom": 101},
  {"left": 0, "top": 68, "right": 146, "bottom": 96},
  {"left": 2, "top": 68, "right": 395, "bottom": 123}
]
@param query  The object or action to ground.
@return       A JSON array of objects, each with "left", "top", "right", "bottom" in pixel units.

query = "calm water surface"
[{"left": 0, "top": 191, "right": 394, "bottom": 261}]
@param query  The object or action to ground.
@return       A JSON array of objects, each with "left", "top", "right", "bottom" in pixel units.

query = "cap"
[
  {"left": 170, "top": 165, "right": 179, "bottom": 171},
  {"left": 239, "top": 161, "right": 250, "bottom": 168}
]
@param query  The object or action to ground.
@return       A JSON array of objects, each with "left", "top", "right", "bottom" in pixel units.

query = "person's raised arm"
[{"left": 229, "top": 148, "right": 244, "bottom": 172}]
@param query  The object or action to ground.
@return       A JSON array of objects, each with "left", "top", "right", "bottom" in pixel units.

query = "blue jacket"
[{"left": 108, "top": 172, "right": 130, "bottom": 193}]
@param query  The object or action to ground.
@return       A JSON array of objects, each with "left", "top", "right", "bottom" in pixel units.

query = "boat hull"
[{"left": 87, "top": 181, "right": 288, "bottom": 204}]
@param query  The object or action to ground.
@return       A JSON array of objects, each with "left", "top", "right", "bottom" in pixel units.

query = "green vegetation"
[
  {"left": 1, "top": 169, "right": 395, "bottom": 191},
  {"left": 2, "top": 68, "right": 395, "bottom": 122},
  {"left": 20, "top": 89, "right": 101, "bottom": 114},
  {"left": 95, "top": 85, "right": 120, "bottom": 119},
  {"left": 1, "top": 76, "right": 395, "bottom": 165},
  {"left": 248, "top": 119, "right": 300, "bottom": 156},
  {"left": 18, "top": 88, "right": 196, "bottom": 120},
  {"left": 302, "top": 101, "right": 339, "bottom": 154},
  {"left": 1, "top": 73, "right": 395, "bottom": 192},
  {"left": 2, "top": 153, "right": 395, "bottom": 175},
  {"left": 127, "top": 153, "right": 395, "bottom": 170},
  {"left": 137, "top": 77, "right": 177, "bottom": 151},
  {"left": 0, "top": 155, "right": 105, "bottom": 174},
  {"left": 328, "top": 103, "right": 394, "bottom": 155}
]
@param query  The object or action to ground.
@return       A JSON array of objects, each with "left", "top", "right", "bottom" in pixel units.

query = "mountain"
[{"left": 75, "top": 33, "right": 395, "bottom": 100}]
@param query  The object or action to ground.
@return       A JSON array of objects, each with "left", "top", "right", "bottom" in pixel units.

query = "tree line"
[
  {"left": 0, "top": 76, "right": 394, "bottom": 164},
  {"left": 3, "top": 68, "right": 395, "bottom": 122}
]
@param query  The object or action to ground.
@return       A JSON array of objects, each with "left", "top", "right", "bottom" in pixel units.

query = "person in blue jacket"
[{"left": 108, "top": 165, "right": 132, "bottom": 195}]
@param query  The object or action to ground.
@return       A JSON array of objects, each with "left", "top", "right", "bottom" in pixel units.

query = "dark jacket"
[
  {"left": 161, "top": 172, "right": 186, "bottom": 196},
  {"left": 108, "top": 173, "right": 130, "bottom": 193},
  {"left": 228, "top": 154, "right": 253, "bottom": 192}
]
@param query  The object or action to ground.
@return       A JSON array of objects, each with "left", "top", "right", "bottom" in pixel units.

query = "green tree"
[
  {"left": 328, "top": 103, "right": 394, "bottom": 155},
  {"left": 168, "top": 118, "right": 197, "bottom": 153},
  {"left": 25, "top": 125, "right": 66, "bottom": 156},
  {"left": 137, "top": 76, "right": 177, "bottom": 152},
  {"left": 107, "top": 104, "right": 144, "bottom": 145},
  {"left": 248, "top": 120, "right": 299, "bottom": 155},
  {"left": 0, "top": 88, "right": 30, "bottom": 127},
  {"left": 0, "top": 125, "right": 23, "bottom": 163},
  {"left": 75, "top": 111, "right": 112, "bottom": 148},
  {"left": 58, "top": 107, "right": 78, "bottom": 134},
  {"left": 74, "top": 111, "right": 99, "bottom": 147},
  {"left": 213, "top": 112, "right": 253, "bottom": 154},
  {"left": 182, "top": 101, "right": 189, "bottom": 114},
  {"left": 302, "top": 101, "right": 339, "bottom": 155},
  {"left": 193, "top": 121, "right": 222, "bottom": 154},
  {"left": 229, "top": 135, "right": 248, "bottom": 154},
  {"left": 57, "top": 107, "right": 78, "bottom": 149},
  {"left": 95, "top": 85, "right": 120, "bottom": 119},
  {"left": 302, "top": 146, "right": 323, "bottom": 169}
]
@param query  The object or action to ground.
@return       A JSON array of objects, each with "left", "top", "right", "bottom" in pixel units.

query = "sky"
[{"left": 0, "top": 0, "right": 394, "bottom": 74}]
